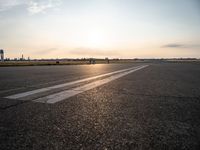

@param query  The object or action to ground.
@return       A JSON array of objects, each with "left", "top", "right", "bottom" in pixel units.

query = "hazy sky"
[{"left": 0, "top": 0, "right": 200, "bottom": 59}]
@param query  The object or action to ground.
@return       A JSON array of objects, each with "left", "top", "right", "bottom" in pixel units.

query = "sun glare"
[{"left": 84, "top": 29, "right": 107, "bottom": 48}]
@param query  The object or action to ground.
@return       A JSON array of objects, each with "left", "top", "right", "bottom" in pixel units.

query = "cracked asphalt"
[{"left": 0, "top": 62, "right": 200, "bottom": 150}]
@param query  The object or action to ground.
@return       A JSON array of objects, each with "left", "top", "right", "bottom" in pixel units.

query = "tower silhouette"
[{"left": 0, "top": 49, "right": 4, "bottom": 61}]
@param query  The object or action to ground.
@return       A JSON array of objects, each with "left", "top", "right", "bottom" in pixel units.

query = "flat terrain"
[
  {"left": 0, "top": 62, "right": 200, "bottom": 150},
  {"left": 0, "top": 59, "right": 142, "bottom": 67}
]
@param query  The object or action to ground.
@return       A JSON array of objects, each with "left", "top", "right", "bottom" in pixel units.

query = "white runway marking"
[
  {"left": 5, "top": 65, "right": 149, "bottom": 104},
  {"left": 5, "top": 66, "right": 142, "bottom": 100},
  {"left": 34, "top": 65, "right": 149, "bottom": 104}
]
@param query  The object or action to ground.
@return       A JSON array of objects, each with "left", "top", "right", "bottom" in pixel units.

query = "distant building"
[{"left": 0, "top": 49, "right": 4, "bottom": 62}]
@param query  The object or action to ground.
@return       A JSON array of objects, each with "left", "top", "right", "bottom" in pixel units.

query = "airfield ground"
[{"left": 0, "top": 62, "right": 200, "bottom": 150}]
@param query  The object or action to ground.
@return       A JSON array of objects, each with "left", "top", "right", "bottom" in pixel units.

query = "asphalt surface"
[{"left": 0, "top": 62, "right": 200, "bottom": 150}]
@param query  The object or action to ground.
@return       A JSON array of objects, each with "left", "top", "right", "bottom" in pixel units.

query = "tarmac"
[{"left": 0, "top": 62, "right": 200, "bottom": 150}]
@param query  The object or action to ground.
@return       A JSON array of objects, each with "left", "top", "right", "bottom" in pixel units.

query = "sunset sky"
[{"left": 0, "top": 0, "right": 200, "bottom": 59}]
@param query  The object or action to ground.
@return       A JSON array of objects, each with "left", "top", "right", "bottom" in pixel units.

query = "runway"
[{"left": 0, "top": 62, "right": 200, "bottom": 149}]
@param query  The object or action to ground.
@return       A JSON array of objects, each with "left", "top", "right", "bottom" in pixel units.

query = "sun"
[{"left": 84, "top": 29, "right": 107, "bottom": 48}]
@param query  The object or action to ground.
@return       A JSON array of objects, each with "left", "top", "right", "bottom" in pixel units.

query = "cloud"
[
  {"left": 162, "top": 43, "right": 200, "bottom": 49},
  {"left": 162, "top": 43, "right": 184, "bottom": 48},
  {"left": 27, "top": 0, "right": 61, "bottom": 14},
  {"left": 0, "top": 0, "right": 61, "bottom": 14}
]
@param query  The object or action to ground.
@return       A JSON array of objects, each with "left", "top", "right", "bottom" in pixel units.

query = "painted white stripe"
[
  {"left": 5, "top": 65, "right": 142, "bottom": 100},
  {"left": 34, "top": 65, "right": 148, "bottom": 104}
]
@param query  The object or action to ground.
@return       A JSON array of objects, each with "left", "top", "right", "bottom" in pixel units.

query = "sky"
[{"left": 0, "top": 0, "right": 200, "bottom": 59}]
